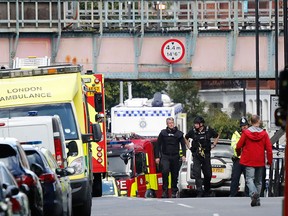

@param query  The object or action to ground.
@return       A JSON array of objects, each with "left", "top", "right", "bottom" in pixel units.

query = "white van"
[{"left": 0, "top": 115, "right": 77, "bottom": 168}]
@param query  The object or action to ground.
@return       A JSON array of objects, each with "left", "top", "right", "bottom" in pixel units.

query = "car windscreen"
[
  {"left": 0, "top": 166, "right": 18, "bottom": 186},
  {"left": 211, "top": 143, "right": 233, "bottom": 158},
  {"left": 0, "top": 103, "right": 78, "bottom": 140},
  {"left": 0, "top": 145, "right": 24, "bottom": 176},
  {"left": 108, "top": 156, "right": 132, "bottom": 177}
]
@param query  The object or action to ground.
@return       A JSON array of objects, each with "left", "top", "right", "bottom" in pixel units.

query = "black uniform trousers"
[
  {"left": 193, "top": 152, "right": 212, "bottom": 193},
  {"left": 230, "top": 158, "right": 248, "bottom": 197},
  {"left": 161, "top": 154, "right": 180, "bottom": 194}
]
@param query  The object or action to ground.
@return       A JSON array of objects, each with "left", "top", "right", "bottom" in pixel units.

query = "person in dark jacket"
[
  {"left": 236, "top": 115, "right": 273, "bottom": 207},
  {"left": 185, "top": 116, "right": 219, "bottom": 197},
  {"left": 155, "top": 117, "right": 186, "bottom": 198}
]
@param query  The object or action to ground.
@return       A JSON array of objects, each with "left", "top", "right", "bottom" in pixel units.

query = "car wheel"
[
  {"left": 73, "top": 189, "right": 92, "bottom": 216},
  {"left": 92, "top": 173, "right": 102, "bottom": 197},
  {"left": 179, "top": 190, "right": 187, "bottom": 198}
]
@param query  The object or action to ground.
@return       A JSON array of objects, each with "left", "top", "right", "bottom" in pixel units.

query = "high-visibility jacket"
[{"left": 231, "top": 130, "right": 241, "bottom": 158}]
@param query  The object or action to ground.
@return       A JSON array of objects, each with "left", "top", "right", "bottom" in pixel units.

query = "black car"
[
  {"left": 22, "top": 144, "right": 74, "bottom": 216},
  {"left": 0, "top": 137, "right": 44, "bottom": 216}
]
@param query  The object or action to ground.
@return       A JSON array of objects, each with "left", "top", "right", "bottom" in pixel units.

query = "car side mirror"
[
  {"left": 56, "top": 167, "right": 76, "bottom": 177},
  {"left": 19, "top": 184, "right": 30, "bottom": 194},
  {"left": 64, "top": 167, "right": 75, "bottom": 176},
  {"left": 30, "top": 163, "right": 44, "bottom": 177},
  {"left": 4, "top": 184, "right": 19, "bottom": 197}
]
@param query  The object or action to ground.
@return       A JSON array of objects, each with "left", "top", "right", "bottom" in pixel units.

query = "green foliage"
[
  {"left": 205, "top": 106, "right": 239, "bottom": 139},
  {"left": 105, "top": 80, "right": 167, "bottom": 112},
  {"left": 104, "top": 81, "right": 120, "bottom": 112},
  {"left": 167, "top": 81, "right": 206, "bottom": 130}
]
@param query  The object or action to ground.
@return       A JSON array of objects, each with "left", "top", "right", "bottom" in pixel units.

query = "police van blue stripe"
[{"left": 114, "top": 106, "right": 183, "bottom": 117}]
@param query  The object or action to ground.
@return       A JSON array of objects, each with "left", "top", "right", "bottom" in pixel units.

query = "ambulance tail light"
[
  {"left": 0, "top": 123, "right": 5, "bottom": 126},
  {"left": 54, "top": 137, "right": 64, "bottom": 168}
]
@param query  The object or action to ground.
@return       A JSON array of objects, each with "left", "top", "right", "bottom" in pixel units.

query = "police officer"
[
  {"left": 229, "top": 117, "right": 249, "bottom": 197},
  {"left": 155, "top": 117, "right": 186, "bottom": 198},
  {"left": 185, "top": 116, "right": 219, "bottom": 197}
]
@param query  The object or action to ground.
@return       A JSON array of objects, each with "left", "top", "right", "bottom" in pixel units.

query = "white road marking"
[
  {"left": 177, "top": 203, "right": 194, "bottom": 208},
  {"left": 163, "top": 200, "right": 174, "bottom": 203},
  {"left": 213, "top": 213, "right": 220, "bottom": 216}
]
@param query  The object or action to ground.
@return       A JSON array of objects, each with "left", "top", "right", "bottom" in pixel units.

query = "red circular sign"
[{"left": 161, "top": 39, "right": 185, "bottom": 63}]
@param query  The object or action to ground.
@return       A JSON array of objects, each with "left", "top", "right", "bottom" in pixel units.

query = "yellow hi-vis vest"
[{"left": 231, "top": 130, "right": 241, "bottom": 158}]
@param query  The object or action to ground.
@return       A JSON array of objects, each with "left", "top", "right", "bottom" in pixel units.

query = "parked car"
[
  {"left": 0, "top": 137, "right": 44, "bottom": 216},
  {"left": 0, "top": 161, "right": 30, "bottom": 216},
  {"left": 178, "top": 139, "right": 245, "bottom": 197},
  {"left": 102, "top": 176, "right": 119, "bottom": 197},
  {"left": 22, "top": 144, "right": 74, "bottom": 216},
  {"left": 0, "top": 178, "right": 13, "bottom": 216}
]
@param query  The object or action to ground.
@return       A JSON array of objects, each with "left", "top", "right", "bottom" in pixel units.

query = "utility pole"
[{"left": 255, "top": 0, "right": 260, "bottom": 116}]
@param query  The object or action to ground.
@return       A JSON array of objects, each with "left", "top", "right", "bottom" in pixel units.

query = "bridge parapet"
[{"left": 0, "top": 0, "right": 284, "bottom": 33}]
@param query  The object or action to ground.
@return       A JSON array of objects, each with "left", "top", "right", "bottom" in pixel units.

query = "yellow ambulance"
[{"left": 0, "top": 64, "right": 101, "bottom": 216}]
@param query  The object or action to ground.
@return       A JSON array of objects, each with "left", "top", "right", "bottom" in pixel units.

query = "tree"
[
  {"left": 105, "top": 80, "right": 167, "bottom": 112},
  {"left": 205, "top": 106, "right": 239, "bottom": 139},
  {"left": 167, "top": 81, "right": 207, "bottom": 129}
]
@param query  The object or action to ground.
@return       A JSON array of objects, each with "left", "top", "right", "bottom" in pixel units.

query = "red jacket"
[{"left": 236, "top": 126, "right": 273, "bottom": 167}]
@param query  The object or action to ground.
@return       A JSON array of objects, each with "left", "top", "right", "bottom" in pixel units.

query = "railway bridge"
[{"left": 0, "top": 0, "right": 286, "bottom": 80}]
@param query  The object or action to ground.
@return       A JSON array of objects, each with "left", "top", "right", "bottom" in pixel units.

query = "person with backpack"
[{"left": 185, "top": 116, "right": 219, "bottom": 197}]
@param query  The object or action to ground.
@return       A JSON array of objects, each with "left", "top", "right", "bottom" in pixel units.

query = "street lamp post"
[
  {"left": 255, "top": 0, "right": 260, "bottom": 116},
  {"left": 275, "top": 0, "right": 279, "bottom": 95}
]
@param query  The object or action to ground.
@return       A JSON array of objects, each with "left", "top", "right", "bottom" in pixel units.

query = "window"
[
  {"left": 135, "top": 152, "right": 147, "bottom": 175},
  {"left": 0, "top": 103, "right": 78, "bottom": 140}
]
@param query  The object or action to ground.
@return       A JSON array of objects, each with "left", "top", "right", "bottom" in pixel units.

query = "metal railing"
[{"left": 0, "top": 0, "right": 285, "bottom": 33}]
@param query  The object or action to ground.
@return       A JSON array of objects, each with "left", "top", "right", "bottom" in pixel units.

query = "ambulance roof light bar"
[
  {"left": 0, "top": 64, "right": 83, "bottom": 79},
  {"left": 13, "top": 56, "right": 51, "bottom": 69}
]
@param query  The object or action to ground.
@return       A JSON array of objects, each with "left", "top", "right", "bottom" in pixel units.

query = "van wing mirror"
[
  {"left": 81, "top": 123, "right": 102, "bottom": 143},
  {"left": 120, "top": 152, "right": 132, "bottom": 165},
  {"left": 67, "top": 141, "right": 78, "bottom": 157},
  {"left": 94, "top": 93, "right": 103, "bottom": 113},
  {"left": 92, "top": 123, "right": 102, "bottom": 142}
]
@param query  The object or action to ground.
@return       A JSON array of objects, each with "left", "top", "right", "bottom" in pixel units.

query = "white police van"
[{"left": 0, "top": 114, "right": 78, "bottom": 168}]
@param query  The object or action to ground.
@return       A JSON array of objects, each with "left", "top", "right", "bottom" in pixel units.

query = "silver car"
[
  {"left": 178, "top": 139, "right": 245, "bottom": 197},
  {"left": 0, "top": 161, "right": 30, "bottom": 216}
]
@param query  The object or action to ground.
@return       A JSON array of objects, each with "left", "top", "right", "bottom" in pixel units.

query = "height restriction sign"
[{"left": 161, "top": 39, "right": 185, "bottom": 64}]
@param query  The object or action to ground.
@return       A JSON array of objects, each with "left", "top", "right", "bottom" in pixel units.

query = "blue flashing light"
[
  {"left": 108, "top": 140, "right": 132, "bottom": 145},
  {"left": 20, "top": 141, "right": 42, "bottom": 145},
  {"left": 28, "top": 111, "right": 38, "bottom": 116}
]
